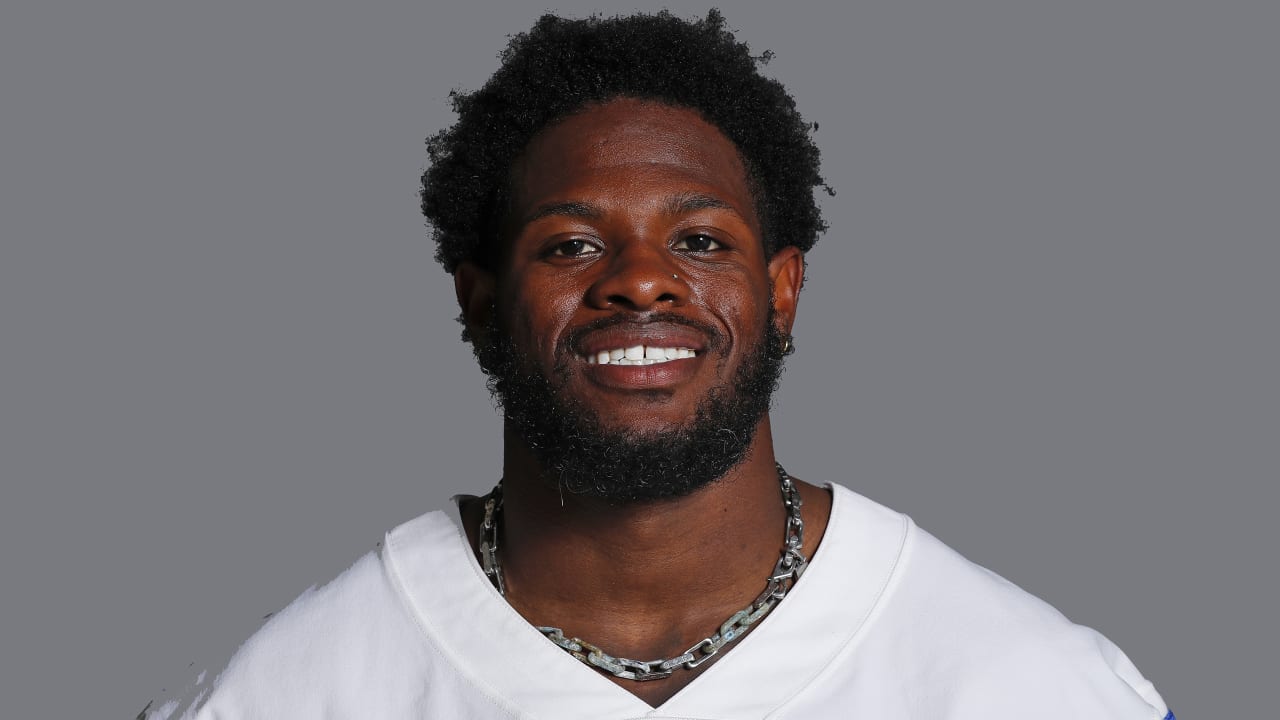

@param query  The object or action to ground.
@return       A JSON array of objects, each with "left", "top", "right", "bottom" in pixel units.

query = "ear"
[
  {"left": 454, "top": 261, "right": 496, "bottom": 341},
  {"left": 767, "top": 246, "right": 804, "bottom": 336}
]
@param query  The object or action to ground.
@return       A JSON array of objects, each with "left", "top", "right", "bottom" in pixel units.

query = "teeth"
[{"left": 583, "top": 346, "right": 698, "bottom": 366}]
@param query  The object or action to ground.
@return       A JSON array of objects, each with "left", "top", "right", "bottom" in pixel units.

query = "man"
[{"left": 163, "top": 11, "right": 1172, "bottom": 719}]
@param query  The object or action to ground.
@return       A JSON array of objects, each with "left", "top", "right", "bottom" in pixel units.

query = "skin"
[{"left": 454, "top": 98, "right": 832, "bottom": 707}]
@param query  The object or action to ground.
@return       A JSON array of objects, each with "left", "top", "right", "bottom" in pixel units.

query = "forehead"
[{"left": 508, "top": 99, "right": 758, "bottom": 230}]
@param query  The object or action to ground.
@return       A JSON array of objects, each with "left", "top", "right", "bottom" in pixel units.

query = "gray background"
[{"left": 1, "top": 1, "right": 1274, "bottom": 717}]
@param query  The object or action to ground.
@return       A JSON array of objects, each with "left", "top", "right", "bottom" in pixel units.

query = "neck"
[{"left": 497, "top": 418, "right": 787, "bottom": 614}]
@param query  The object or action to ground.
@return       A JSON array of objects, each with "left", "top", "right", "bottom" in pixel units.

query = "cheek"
[
  {"left": 687, "top": 266, "right": 773, "bottom": 342},
  {"left": 500, "top": 274, "right": 581, "bottom": 358}
]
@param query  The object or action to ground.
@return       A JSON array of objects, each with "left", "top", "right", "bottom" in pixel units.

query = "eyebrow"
[
  {"left": 664, "top": 192, "right": 739, "bottom": 217},
  {"left": 521, "top": 201, "right": 604, "bottom": 225}
]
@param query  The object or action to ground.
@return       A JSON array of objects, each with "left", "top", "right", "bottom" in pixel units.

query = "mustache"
[{"left": 559, "top": 312, "right": 726, "bottom": 355}]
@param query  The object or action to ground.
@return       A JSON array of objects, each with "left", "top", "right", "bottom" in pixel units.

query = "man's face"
[{"left": 460, "top": 98, "right": 802, "bottom": 501}]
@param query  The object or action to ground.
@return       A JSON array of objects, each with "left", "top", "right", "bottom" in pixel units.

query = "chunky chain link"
[
  {"left": 479, "top": 494, "right": 505, "bottom": 596},
  {"left": 480, "top": 463, "right": 806, "bottom": 681}
]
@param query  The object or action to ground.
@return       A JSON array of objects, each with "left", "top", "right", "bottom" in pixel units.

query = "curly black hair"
[{"left": 421, "top": 9, "right": 828, "bottom": 274}]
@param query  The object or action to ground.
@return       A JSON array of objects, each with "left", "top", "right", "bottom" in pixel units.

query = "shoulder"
[
  {"left": 825, "top": 485, "right": 1170, "bottom": 718},
  {"left": 165, "top": 510, "right": 465, "bottom": 719},
  {"left": 178, "top": 550, "right": 405, "bottom": 718}
]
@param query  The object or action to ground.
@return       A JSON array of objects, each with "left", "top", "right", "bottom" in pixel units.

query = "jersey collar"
[{"left": 383, "top": 484, "right": 908, "bottom": 719}]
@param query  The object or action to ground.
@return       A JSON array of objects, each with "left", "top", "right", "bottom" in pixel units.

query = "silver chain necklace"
[{"left": 479, "top": 463, "right": 807, "bottom": 682}]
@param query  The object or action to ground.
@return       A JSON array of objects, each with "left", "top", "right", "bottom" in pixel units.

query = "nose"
[{"left": 585, "top": 242, "right": 688, "bottom": 312}]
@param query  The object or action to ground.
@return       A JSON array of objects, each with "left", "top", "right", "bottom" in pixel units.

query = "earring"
[{"left": 782, "top": 334, "right": 795, "bottom": 355}]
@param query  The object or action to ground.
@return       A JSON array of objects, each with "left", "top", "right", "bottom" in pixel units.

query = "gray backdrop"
[{"left": 2, "top": 1, "right": 1274, "bottom": 717}]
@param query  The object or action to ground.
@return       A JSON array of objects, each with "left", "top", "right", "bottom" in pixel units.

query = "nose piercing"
[{"left": 672, "top": 273, "right": 678, "bottom": 279}]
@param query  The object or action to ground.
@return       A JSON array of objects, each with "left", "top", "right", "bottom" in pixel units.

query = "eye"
[
  {"left": 674, "top": 233, "right": 723, "bottom": 252},
  {"left": 549, "top": 239, "right": 601, "bottom": 257}
]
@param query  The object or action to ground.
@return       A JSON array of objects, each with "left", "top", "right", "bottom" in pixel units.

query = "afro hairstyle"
[{"left": 421, "top": 9, "right": 828, "bottom": 274}]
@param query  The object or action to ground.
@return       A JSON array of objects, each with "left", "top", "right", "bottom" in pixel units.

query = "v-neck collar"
[{"left": 382, "top": 484, "right": 909, "bottom": 720}]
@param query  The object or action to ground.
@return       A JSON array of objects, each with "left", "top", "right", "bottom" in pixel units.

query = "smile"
[{"left": 583, "top": 345, "right": 698, "bottom": 366}]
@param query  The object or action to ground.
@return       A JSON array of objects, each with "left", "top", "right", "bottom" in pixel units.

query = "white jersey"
[{"left": 157, "top": 484, "right": 1173, "bottom": 719}]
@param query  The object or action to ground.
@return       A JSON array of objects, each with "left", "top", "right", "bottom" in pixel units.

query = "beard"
[{"left": 473, "top": 309, "right": 788, "bottom": 504}]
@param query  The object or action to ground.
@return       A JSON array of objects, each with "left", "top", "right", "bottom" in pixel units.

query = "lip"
[
  {"left": 584, "top": 353, "right": 702, "bottom": 390},
  {"left": 574, "top": 321, "right": 708, "bottom": 356},
  {"left": 571, "top": 321, "right": 710, "bottom": 391}
]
